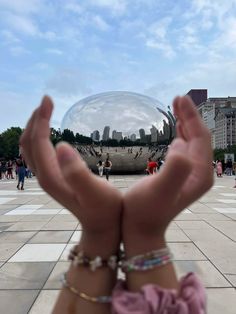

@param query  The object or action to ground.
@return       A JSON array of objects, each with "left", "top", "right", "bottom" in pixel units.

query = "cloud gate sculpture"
[{"left": 61, "top": 91, "right": 175, "bottom": 173}]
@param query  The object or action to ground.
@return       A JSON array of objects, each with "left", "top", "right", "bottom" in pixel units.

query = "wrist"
[
  {"left": 79, "top": 231, "right": 121, "bottom": 258},
  {"left": 123, "top": 231, "right": 166, "bottom": 258}
]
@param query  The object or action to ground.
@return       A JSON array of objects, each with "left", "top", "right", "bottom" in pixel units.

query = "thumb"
[
  {"left": 55, "top": 142, "right": 100, "bottom": 204},
  {"left": 150, "top": 139, "right": 192, "bottom": 199}
]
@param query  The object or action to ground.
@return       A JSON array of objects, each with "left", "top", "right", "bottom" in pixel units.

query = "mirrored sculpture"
[{"left": 61, "top": 91, "right": 176, "bottom": 173}]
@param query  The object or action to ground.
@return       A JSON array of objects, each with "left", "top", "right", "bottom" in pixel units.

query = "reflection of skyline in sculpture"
[
  {"left": 61, "top": 91, "right": 175, "bottom": 145},
  {"left": 102, "top": 126, "right": 110, "bottom": 141}
]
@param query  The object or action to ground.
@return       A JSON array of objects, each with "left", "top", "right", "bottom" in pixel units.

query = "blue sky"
[{"left": 0, "top": 0, "right": 236, "bottom": 132}]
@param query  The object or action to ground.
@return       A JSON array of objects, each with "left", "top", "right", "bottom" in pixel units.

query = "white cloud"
[
  {"left": 87, "top": 0, "right": 127, "bottom": 15},
  {"left": 148, "top": 17, "right": 172, "bottom": 40},
  {"left": 45, "top": 48, "right": 63, "bottom": 55},
  {"left": 1, "top": 29, "right": 21, "bottom": 44},
  {"left": 65, "top": 2, "right": 84, "bottom": 14},
  {"left": 0, "top": 88, "right": 39, "bottom": 131},
  {"left": 46, "top": 68, "right": 92, "bottom": 97},
  {"left": 92, "top": 15, "right": 111, "bottom": 31},
  {"left": 144, "top": 17, "right": 175, "bottom": 58},
  {"left": 216, "top": 17, "right": 236, "bottom": 49},
  {"left": 42, "top": 31, "right": 58, "bottom": 41},
  {"left": 146, "top": 40, "right": 176, "bottom": 59},
  {"left": 3, "top": 12, "right": 39, "bottom": 36},
  {"left": 144, "top": 53, "right": 236, "bottom": 106},
  {"left": 0, "top": 0, "right": 43, "bottom": 14},
  {"left": 9, "top": 45, "right": 30, "bottom": 56}
]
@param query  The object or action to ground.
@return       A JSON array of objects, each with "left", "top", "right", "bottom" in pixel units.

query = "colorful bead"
[{"left": 62, "top": 273, "right": 112, "bottom": 303}]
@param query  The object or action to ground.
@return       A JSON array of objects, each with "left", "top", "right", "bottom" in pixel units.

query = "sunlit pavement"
[{"left": 0, "top": 174, "right": 235, "bottom": 313}]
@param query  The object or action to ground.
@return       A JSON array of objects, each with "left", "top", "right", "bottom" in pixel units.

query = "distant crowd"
[
  {"left": 213, "top": 159, "right": 234, "bottom": 177},
  {"left": 0, "top": 157, "right": 33, "bottom": 190}
]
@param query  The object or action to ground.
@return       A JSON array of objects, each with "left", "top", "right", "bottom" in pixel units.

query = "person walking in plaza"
[
  {"left": 0, "top": 160, "right": 7, "bottom": 179},
  {"left": 6, "top": 160, "right": 14, "bottom": 179},
  {"left": 226, "top": 159, "right": 233, "bottom": 176},
  {"left": 16, "top": 157, "right": 26, "bottom": 190},
  {"left": 103, "top": 157, "right": 112, "bottom": 180},
  {"left": 146, "top": 157, "right": 158, "bottom": 175},
  {"left": 96, "top": 160, "right": 104, "bottom": 177},
  {"left": 216, "top": 160, "right": 223, "bottom": 177},
  {"left": 20, "top": 95, "right": 213, "bottom": 314}
]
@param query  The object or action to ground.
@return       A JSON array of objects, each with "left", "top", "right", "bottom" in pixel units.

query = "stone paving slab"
[
  {"left": 0, "top": 175, "right": 236, "bottom": 313},
  {"left": 0, "top": 290, "right": 39, "bottom": 314}
]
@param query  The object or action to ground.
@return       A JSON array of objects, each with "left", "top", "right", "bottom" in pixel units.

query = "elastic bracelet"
[
  {"left": 121, "top": 247, "right": 173, "bottom": 273},
  {"left": 61, "top": 272, "right": 112, "bottom": 303},
  {"left": 69, "top": 245, "right": 121, "bottom": 271}
]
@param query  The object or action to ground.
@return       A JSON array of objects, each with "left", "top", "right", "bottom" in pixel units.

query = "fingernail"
[{"left": 40, "top": 96, "right": 53, "bottom": 119}]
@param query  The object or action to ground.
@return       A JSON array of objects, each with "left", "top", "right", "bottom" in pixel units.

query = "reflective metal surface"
[{"left": 61, "top": 91, "right": 175, "bottom": 173}]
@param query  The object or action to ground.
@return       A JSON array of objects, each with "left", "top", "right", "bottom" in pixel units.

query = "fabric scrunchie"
[{"left": 112, "top": 273, "right": 206, "bottom": 314}]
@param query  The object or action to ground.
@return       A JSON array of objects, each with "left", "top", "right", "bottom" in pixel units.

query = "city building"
[
  {"left": 91, "top": 130, "right": 100, "bottom": 142},
  {"left": 186, "top": 89, "right": 208, "bottom": 106},
  {"left": 139, "top": 128, "right": 146, "bottom": 142},
  {"left": 130, "top": 133, "right": 136, "bottom": 141},
  {"left": 215, "top": 108, "right": 236, "bottom": 149},
  {"left": 150, "top": 125, "right": 158, "bottom": 143},
  {"left": 102, "top": 126, "right": 110, "bottom": 141},
  {"left": 112, "top": 130, "right": 123, "bottom": 142},
  {"left": 197, "top": 95, "right": 236, "bottom": 149}
]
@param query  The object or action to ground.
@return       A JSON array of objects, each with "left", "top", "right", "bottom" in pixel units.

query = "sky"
[{"left": 0, "top": 0, "right": 236, "bottom": 132}]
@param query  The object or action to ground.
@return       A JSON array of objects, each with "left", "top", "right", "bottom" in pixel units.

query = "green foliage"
[
  {"left": 0, "top": 127, "right": 22, "bottom": 159},
  {"left": 213, "top": 146, "right": 236, "bottom": 161},
  {"left": 213, "top": 148, "right": 225, "bottom": 161},
  {"left": 61, "top": 129, "right": 75, "bottom": 143},
  {"left": 75, "top": 132, "right": 93, "bottom": 144},
  {"left": 50, "top": 128, "right": 61, "bottom": 146}
]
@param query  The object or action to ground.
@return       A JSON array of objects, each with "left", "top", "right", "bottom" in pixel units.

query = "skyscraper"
[
  {"left": 150, "top": 125, "right": 158, "bottom": 142},
  {"left": 102, "top": 126, "right": 110, "bottom": 141},
  {"left": 139, "top": 128, "right": 146, "bottom": 142},
  {"left": 130, "top": 133, "right": 136, "bottom": 141},
  {"left": 91, "top": 130, "right": 100, "bottom": 142},
  {"left": 112, "top": 130, "right": 123, "bottom": 142}
]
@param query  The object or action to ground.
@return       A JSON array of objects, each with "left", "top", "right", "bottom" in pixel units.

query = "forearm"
[
  {"left": 52, "top": 265, "right": 116, "bottom": 314},
  {"left": 53, "top": 233, "right": 119, "bottom": 314},
  {"left": 124, "top": 232, "right": 178, "bottom": 292}
]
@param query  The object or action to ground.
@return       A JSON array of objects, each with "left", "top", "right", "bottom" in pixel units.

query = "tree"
[
  {"left": 50, "top": 128, "right": 61, "bottom": 146},
  {"left": 75, "top": 132, "right": 93, "bottom": 144},
  {"left": 0, "top": 127, "right": 23, "bottom": 159},
  {"left": 61, "top": 129, "right": 75, "bottom": 143}
]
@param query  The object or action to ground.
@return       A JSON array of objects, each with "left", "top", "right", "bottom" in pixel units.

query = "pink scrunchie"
[{"left": 112, "top": 273, "right": 206, "bottom": 314}]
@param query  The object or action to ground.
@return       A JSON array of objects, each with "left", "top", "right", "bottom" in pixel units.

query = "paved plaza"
[{"left": 0, "top": 175, "right": 235, "bottom": 313}]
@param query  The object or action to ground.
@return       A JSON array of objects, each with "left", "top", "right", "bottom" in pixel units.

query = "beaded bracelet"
[
  {"left": 61, "top": 272, "right": 112, "bottom": 303},
  {"left": 121, "top": 247, "right": 173, "bottom": 273},
  {"left": 69, "top": 245, "right": 121, "bottom": 271}
]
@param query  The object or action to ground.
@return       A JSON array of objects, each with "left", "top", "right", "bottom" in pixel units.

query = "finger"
[
  {"left": 30, "top": 96, "right": 76, "bottom": 208},
  {"left": 56, "top": 142, "right": 115, "bottom": 209},
  {"left": 20, "top": 108, "right": 39, "bottom": 172},
  {"left": 146, "top": 138, "right": 192, "bottom": 201},
  {"left": 175, "top": 96, "right": 208, "bottom": 138},
  {"left": 173, "top": 96, "right": 180, "bottom": 118},
  {"left": 174, "top": 97, "right": 213, "bottom": 207},
  {"left": 176, "top": 120, "right": 188, "bottom": 141}
]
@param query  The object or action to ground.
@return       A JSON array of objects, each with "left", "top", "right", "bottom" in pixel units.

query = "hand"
[
  {"left": 20, "top": 96, "right": 122, "bottom": 256},
  {"left": 122, "top": 96, "right": 214, "bottom": 255}
]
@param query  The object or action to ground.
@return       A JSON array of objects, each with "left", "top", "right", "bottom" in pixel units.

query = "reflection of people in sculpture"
[
  {"left": 146, "top": 157, "right": 158, "bottom": 175},
  {"left": 20, "top": 95, "right": 213, "bottom": 314},
  {"left": 103, "top": 158, "right": 112, "bottom": 180},
  {"left": 134, "top": 151, "right": 139, "bottom": 159},
  {"left": 96, "top": 160, "right": 104, "bottom": 177}
]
